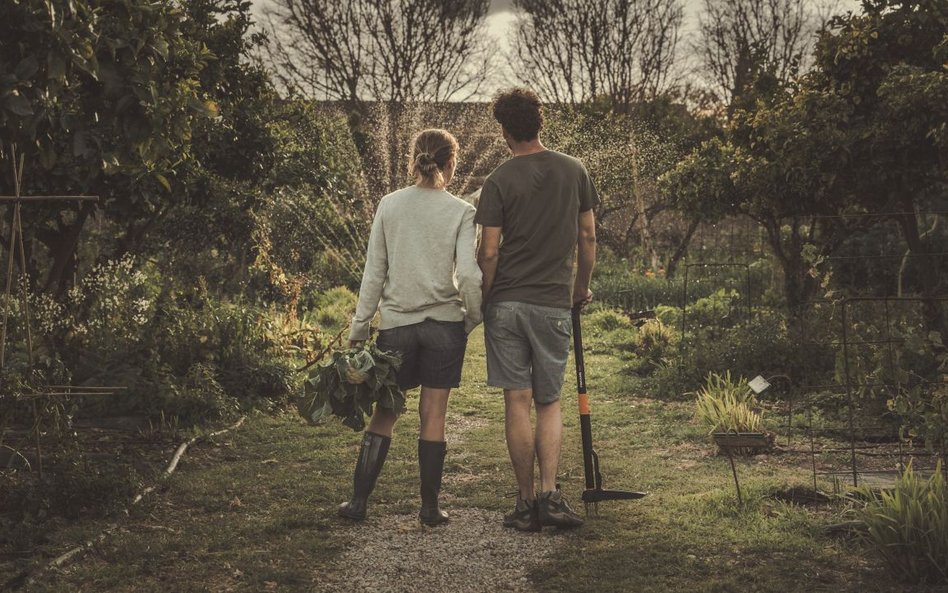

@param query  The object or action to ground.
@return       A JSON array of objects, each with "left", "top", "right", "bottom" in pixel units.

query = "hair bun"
[
  {"left": 408, "top": 129, "right": 459, "bottom": 188},
  {"left": 414, "top": 151, "right": 438, "bottom": 173}
]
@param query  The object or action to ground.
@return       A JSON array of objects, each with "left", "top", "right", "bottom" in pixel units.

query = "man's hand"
[{"left": 573, "top": 288, "right": 593, "bottom": 309}]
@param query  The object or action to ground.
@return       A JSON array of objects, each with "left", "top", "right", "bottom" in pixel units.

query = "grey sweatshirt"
[{"left": 349, "top": 185, "right": 483, "bottom": 341}]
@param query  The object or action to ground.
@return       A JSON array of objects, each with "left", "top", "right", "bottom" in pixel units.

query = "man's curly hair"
[{"left": 491, "top": 88, "right": 543, "bottom": 142}]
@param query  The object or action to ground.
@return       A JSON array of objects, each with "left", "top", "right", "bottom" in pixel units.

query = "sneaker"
[
  {"left": 538, "top": 489, "right": 584, "bottom": 529},
  {"left": 502, "top": 496, "right": 541, "bottom": 532}
]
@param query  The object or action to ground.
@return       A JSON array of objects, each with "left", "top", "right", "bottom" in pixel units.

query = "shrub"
[
  {"left": 586, "top": 308, "right": 631, "bottom": 332},
  {"left": 309, "top": 286, "right": 358, "bottom": 333},
  {"left": 637, "top": 318, "right": 676, "bottom": 353},
  {"left": 156, "top": 297, "right": 294, "bottom": 409},
  {"left": 693, "top": 371, "right": 763, "bottom": 434},
  {"left": 857, "top": 461, "right": 948, "bottom": 585}
]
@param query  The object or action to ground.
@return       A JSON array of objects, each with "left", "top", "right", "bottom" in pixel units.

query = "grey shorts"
[
  {"left": 483, "top": 301, "right": 573, "bottom": 404},
  {"left": 376, "top": 318, "right": 468, "bottom": 391}
]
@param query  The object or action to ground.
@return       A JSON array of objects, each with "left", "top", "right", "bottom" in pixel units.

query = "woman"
[{"left": 339, "top": 128, "right": 482, "bottom": 526}]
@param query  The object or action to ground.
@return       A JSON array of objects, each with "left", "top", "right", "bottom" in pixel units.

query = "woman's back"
[
  {"left": 349, "top": 184, "right": 481, "bottom": 341},
  {"left": 378, "top": 186, "right": 476, "bottom": 313}
]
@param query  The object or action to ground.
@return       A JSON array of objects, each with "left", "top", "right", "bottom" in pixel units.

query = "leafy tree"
[
  {"left": 664, "top": 0, "right": 947, "bottom": 318},
  {"left": 0, "top": 0, "right": 216, "bottom": 295}
]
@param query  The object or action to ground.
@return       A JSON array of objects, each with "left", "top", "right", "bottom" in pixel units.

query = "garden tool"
[{"left": 571, "top": 305, "right": 648, "bottom": 515}]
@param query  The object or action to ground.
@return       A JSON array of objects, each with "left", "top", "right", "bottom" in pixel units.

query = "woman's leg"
[
  {"left": 338, "top": 406, "right": 400, "bottom": 521},
  {"left": 418, "top": 387, "right": 450, "bottom": 441},
  {"left": 418, "top": 386, "right": 451, "bottom": 525},
  {"left": 367, "top": 406, "right": 399, "bottom": 437}
]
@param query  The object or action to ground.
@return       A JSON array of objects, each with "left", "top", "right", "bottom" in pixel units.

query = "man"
[{"left": 476, "top": 88, "right": 598, "bottom": 531}]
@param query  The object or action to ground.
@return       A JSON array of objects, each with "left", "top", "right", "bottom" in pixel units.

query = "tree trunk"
[
  {"left": 42, "top": 202, "right": 94, "bottom": 297},
  {"left": 897, "top": 206, "right": 945, "bottom": 336},
  {"left": 761, "top": 216, "right": 818, "bottom": 317},
  {"left": 629, "top": 137, "right": 660, "bottom": 271},
  {"left": 666, "top": 219, "right": 701, "bottom": 279}
]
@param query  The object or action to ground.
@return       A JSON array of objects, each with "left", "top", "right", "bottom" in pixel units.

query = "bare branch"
[
  {"left": 509, "top": 0, "right": 684, "bottom": 111},
  {"left": 262, "top": 0, "right": 491, "bottom": 103}
]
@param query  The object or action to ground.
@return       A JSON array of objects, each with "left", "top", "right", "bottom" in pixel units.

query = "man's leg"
[
  {"left": 504, "top": 388, "right": 535, "bottom": 500},
  {"left": 534, "top": 398, "right": 562, "bottom": 493}
]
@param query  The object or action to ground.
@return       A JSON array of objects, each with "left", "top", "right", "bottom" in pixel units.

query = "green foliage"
[
  {"left": 308, "top": 287, "right": 358, "bottom": 333},
  {"left": 857, "top": 461, "right": 948, "bottom": 585},
  {"left": 886, "top": 333, "right": 948, "bottom": 451},
  {"left": 693, "top": 371, "right": 763, "bottom": 434},
  {"left": 299, "top": 343, "right": 402, "bottom": 431},
  {"left": 634, "top": 318, "right": 677, "bottom": 368},
  {"left": 585, "top": 308, "right": 631, "bottom": 333},
  {"left": 662, "top": 0, "right": 948, "bottom": 309},
  {"left": 0, "top": 0, "right": 220, "bottom": 294},
  {"left": 155, "top": 295, "right": 294, "bottom": 410}
]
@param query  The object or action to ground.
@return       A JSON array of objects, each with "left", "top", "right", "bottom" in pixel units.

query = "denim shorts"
[
  {"left": 483, "top": 301, "right": 572, "bottom": 404},
  {"left": 376, "top": 318, "right": 468, "bottom": 391}
]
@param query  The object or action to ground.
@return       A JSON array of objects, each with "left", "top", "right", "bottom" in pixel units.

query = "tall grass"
[
  {"left": 693, "top": 371, "right": 762, "bottom": 434},
  {"left": 857, "top": 461, "right": 948, "bottom": 585}
]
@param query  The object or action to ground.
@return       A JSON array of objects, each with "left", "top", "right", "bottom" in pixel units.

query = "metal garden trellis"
[{"left": 609, "top": 210, "right": 947, "bottom": 500}]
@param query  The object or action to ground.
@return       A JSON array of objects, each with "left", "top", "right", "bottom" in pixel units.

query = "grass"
[{"left": 0, "top": 323, "right": 929, "bottom": 592}]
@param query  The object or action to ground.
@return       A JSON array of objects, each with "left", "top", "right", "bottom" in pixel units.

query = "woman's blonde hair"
[{"left": 408, "top": 128, "right": 459, "bottom": 188}]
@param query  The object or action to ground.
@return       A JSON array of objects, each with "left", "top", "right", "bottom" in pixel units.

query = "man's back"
[{"left": 475, "top": 150, "right": 598, "bottom": 308}]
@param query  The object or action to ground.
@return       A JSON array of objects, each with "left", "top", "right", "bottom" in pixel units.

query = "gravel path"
[
  {"left": 316, "top": 508, "right": 578, "bottom": 593},
  {"left": 316, "top": 412, "right": 578, "bottom": 593}
]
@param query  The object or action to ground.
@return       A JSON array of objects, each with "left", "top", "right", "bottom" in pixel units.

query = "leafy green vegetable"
[{"left": 297, "top": 343, "right": 403, "bottom": 431}]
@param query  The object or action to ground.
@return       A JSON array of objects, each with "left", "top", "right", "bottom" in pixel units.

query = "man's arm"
[
  {"left": 477, "top": 226, "right": 502, "bottom": 305},
  {"left": 573, "top": 209, "right": 596, "bottom": 306}
]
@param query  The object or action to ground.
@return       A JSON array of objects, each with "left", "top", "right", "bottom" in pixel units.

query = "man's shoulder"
[{"left": 547, "top": 150, "right": 587, "bottom": 171}]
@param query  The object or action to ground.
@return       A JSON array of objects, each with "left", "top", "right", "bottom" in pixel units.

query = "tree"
[
  {"left": 696, "top": 0, "right": 823, "bottom": 112},
  {"left": 0, "top": 0, "right": 216, "bottom": 295},
  {"left": 510, "top": 0, "right": 684, "bottom": 112},
  {"left": 665, "top": 0, "right": 947, "bottom": 317},
  {"left": 263, "top": 0, "right": 492, "bottom": 104},
  {"left": 811, "top": 0, "right": 947, "bottom": 328},
  {"left": 545, "top": 99, "right": 718, "bottom": 271}
]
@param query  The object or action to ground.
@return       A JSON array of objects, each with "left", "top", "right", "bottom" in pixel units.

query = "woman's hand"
[{"left": 349, "top": 340, "right": 365, "bottom": 349}]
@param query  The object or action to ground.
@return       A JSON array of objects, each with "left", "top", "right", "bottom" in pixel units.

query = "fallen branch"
[
  {"left": 130, "top": 416, "right": 246, "bottom": 506},
  {"left": 5, "top": 416, "right": 246, "bottom": 591}
]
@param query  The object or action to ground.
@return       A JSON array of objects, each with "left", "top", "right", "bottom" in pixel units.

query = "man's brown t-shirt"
[{"left": 474, "top": 150, "right": 599, "bottom": 309}]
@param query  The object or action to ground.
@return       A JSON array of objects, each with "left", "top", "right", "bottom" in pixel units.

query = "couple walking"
[{"left": 341, "top": 88, "right": 598, "bottom": 531}]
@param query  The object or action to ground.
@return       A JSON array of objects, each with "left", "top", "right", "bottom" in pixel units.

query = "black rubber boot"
[
  {"left": 418, "top": 439, "right": 450, "bottom": 526},
  {"left": 338, "top": 432, "right": 391, "bottom": 520}
]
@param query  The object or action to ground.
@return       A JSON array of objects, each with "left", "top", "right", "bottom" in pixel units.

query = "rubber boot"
[
  {"left": 418, "top": 439, "right": 450, "bottom": 526},
  {"left": 338, "top": 432, "right": 391, "bottom": 520}
]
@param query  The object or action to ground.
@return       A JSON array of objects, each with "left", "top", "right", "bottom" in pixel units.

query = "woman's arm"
[
  {"left": 349, "top": 202, "right": 388, "bottom": 342},
  {"left": 456, "top": 207, "right": 483, "bottom": 332}
]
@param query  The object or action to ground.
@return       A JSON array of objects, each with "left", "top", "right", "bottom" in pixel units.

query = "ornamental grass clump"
[
  {"left": 297, "top": 343, "right": 402, "bottom": 431},
  {"left": 857, "top": 461, "right": 948, "bottom": 585},
  {"left": 693, "top": 371, "right": 762, "bottom": 434}
]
